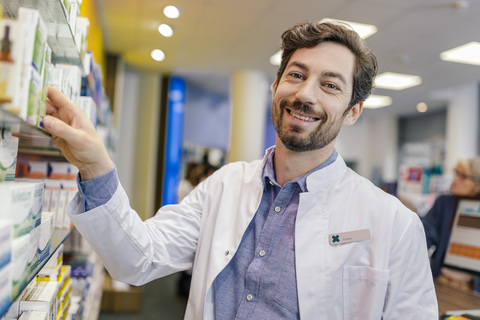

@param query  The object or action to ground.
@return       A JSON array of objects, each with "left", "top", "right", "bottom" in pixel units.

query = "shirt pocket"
[{"left": 343, "top": 266, "right": 389, "bottom": 320}]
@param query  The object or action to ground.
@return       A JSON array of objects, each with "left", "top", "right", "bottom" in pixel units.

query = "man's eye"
[
  {"left": 290, "top": 73, "right": 303, "bottom": 79},
  {"left": 326, "top": 83, "right": 339, "bottom": 90}
]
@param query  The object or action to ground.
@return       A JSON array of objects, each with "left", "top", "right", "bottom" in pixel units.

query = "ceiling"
[{"left": 96, "top": 0, "right": 480, "bottom": 117}]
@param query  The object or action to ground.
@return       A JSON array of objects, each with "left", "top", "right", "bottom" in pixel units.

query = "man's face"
[{"left": 272, "top": 42, "right": 361, "bottom": 152}]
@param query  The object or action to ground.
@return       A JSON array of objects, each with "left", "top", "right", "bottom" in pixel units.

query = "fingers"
[
  {"left": 43, "top": 115, "right": 82, "bottom": 146},
  {"left": 46, "top": 86, "right": 80, "bottom": 117}
]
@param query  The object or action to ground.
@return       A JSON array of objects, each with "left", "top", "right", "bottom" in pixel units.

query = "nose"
[{"left": 294, "top": 79, "right": 317, "bottom": 105}]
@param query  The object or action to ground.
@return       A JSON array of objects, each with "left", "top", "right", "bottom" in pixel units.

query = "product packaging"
[
  {"left": 17, "top": 7, "right": 48, "bottom": 126},
  {"left": 47, "top": 162, "right": 78, "bottom": 180},
  {"left": 18, "top": 310, "right": 48, "bottom": 320},
  {"left": 54, "top": 64, "right": 81, "bottom": 105},
  {"left": 0, "top": 19, "right": 21, "bottom": 113},
  {"left": 11, "top": 234, "right": 31, "bottom": 299},
  {"left": 0, "top": 133, "right": 18, "bottom": 182},
  {"left": 46, "top": 66, "right": 62, "bottom": 91},
  {"left": 9, "top": 281, "right": 58, "bottom": 320},
  {"left": 0, "top": 220, "right": 13, "bottom": 269},
  {"left": 28, "top": 213, "right": 54, "bottom": 275},
  {"left": 74, "top": 17, "right": 89, "bottom": 60},
  {"left": 0, "top": 181, "right": 45, "bottom": 238},
  {"left": 0, "top": 264, "right": 12, "bottom": 317},
  {"left": 77, "top": 96, "right": 97, "bottom": 126}
]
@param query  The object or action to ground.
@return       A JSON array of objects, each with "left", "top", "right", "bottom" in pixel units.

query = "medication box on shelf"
[
  {"left": 8, "top": 281, "right": 58, "bottom": 320},
  {"left": 0, "top": 134, "right": 19, "bottom": 182},
  {"left": 0, "top": 220, "right": 13, "bottom": 270},
  {"left": 0, "top": 264, "right": 12, "bottom": 317},
  {"left": 0, "top": 181, "right": 45, "bottom": 239},
  {"left": 0, "top": 19, "right": 21, "bottom": 113},
  {"left": 11, "top": 234, "right": 31, "bottom": 299},
  {"left": 17, "top": 7, "right": 48, "bottom": 127},
  {"left": 18, "top": 311, "right": 48, "bottom": 319},
  {"left": 28, "top": 213, "right": 54, "bottom": 275}
]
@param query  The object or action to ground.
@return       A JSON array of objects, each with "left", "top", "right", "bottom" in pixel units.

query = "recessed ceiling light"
[
  {"left": 151, "top": 49, "right": 165, "bottom": 61},
  {"left": 319, "top": 18, "right": 377, "bottom": 39},
  {"left": 363, "top": 95, "right": 392, "bottom": 109},
  {"left": 440, "top": 42, "right": 480, "bottom": 66},
  {"left": 375, "top": 72, "right": 422, "bottom": 90},
  {"left": 158, "top": 24, "right": 173, "bottom": 37},
  {"left": 164, "top": 5, "right": 181, "bottom": 19},
  {"left": 417, "top": 102, "right": 428, "bottom": 113}
]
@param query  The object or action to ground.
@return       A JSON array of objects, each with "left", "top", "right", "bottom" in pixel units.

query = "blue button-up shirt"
[{"left": 214, "top": 148, "right": 337, "bottom": 319}]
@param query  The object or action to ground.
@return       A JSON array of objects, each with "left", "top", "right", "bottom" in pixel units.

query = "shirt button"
[
  {"left": 274, "top": 206, "right": 281, "bottom": 213},
  {"left": 246, "top": 294, "right": 253, "bottom": 301},
  {"left": 259, "top": 250, "right": 266, "bottom": 257},
  {"left": 225, "top": 250, "right": 230, "bottom": 256}
]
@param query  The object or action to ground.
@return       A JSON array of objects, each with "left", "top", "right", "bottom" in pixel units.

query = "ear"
[
  {"left": 272, "top": 77, "right": 279, "bottom": 98},
  {"left": 342, "top": 101, "right": 363, "bottom": 126}
]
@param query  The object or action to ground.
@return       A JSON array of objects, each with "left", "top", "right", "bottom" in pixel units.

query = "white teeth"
[{"left": 289, "top": 110, "right": 316, "bottom": 122}]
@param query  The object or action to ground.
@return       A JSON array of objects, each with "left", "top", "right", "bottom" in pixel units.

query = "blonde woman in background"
[{"left": 422, "top": 157, "right": 480, "bottom": 293}]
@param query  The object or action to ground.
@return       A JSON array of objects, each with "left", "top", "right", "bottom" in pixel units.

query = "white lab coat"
[{"left": 68, "top": 152, "right": 438, "bottom": 319}]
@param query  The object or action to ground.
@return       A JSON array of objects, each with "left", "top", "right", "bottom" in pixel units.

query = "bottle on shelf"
[{"left": 0, "top": 24, "right": 15, "bottom": 104}]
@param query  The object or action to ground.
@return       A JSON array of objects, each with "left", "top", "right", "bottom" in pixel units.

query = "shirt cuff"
[{"left": 77, "top": 163, "right": 119, "bottom": 211}]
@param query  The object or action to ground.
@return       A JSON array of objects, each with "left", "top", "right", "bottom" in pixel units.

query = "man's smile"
[{"left": 286, "top": 108, "right": 320, "bottom": 122}]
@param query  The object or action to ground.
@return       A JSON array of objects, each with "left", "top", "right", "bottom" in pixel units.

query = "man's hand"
[{"left": 43, "top": 86, "right": 113, "bottom": 180}]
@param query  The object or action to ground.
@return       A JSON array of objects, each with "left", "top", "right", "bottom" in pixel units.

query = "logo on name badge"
[{"left": 329, "top": 229, "right": 371, "bottom": 245}]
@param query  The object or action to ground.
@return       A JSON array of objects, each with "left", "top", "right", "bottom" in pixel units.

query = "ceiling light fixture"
[
  {"left": 363, "top": 95, "right": 392, "bottom": 109},
  {"left": 319, "top": 18, "right": 377, "bottom": 39},
  {"left": 440, "top": 42, "right": 480, "bottom": 66},
  {"left": 151, "top": 49, "right": 165, "bottom": 61},
  {"left": 375, "top": 72, "right": 422, "bottom": 90},
  {"left": 158, "top": 24, "right": 173, "bottom": 37},
  {"left": 417, "top": 102, "right": 428, "bottom": 113},
  {"left": 164, "top": 5, "right": 181, "bottom": 19}
]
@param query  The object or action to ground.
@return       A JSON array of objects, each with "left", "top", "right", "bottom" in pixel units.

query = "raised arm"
[{"left": 43, "top": 86, "right": 113, "bottom": 180}]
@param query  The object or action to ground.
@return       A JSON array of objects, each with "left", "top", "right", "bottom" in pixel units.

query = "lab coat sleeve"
[
  {"left": 383, "top": 212, "right": 438, "bottom": 319},
  {"left": 67, "top": 179, "right": 205, "bottom": 286}
]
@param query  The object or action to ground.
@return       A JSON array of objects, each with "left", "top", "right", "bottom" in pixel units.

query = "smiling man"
[{"left": 43, "top": 21, "right": 438, "bottom": 319}]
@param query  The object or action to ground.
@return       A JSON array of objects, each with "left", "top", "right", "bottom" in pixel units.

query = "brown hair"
[{"left": 276, "top": 21, "right": 378, "bottom": 108}]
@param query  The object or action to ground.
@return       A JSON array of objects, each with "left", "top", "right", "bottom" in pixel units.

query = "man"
[{"left": 43, "top": 22, "right": 438, "bottom": 319}]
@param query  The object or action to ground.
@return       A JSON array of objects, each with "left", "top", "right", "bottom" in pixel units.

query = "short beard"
[{"left": 274, "top": 100, "right": 345, "bottom": 152}]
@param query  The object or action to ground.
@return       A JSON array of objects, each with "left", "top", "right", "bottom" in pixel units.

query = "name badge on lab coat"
[{"left": 329, "top": 229, "right": 371, "bottom": 245}]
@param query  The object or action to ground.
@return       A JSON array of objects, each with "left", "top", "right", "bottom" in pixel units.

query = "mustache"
[{"left": 280, "top": 100, "right": 325, "bottom": 121}]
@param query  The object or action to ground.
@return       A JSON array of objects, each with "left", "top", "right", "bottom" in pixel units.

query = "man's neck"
[{"left": 273, "top": 142, "right": 335, "bottom": 186}]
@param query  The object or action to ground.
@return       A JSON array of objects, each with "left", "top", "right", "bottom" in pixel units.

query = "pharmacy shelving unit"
[
  {"left": 2, "top": 0, "right": 84, "bottom": 68},
  {"left": 0, "top": 0, "right": 106, "bottom": 318}
]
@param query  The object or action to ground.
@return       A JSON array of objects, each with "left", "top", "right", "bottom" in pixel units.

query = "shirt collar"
[{"left": 262, "top": 146, "right": 338, "bottom": 192}]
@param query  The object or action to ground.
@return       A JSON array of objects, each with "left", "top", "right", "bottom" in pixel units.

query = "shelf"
[
  {"left": 0, "top": 108, "right": 61, "bottom": 155},
  {"left": 1, "top": 0, "right": 83, "bottom": 69},
  {"left": 1, "top": 228, "right": 72, "bottom": 318}
]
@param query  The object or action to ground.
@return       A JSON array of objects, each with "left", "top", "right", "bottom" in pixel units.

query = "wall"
[
  {"left": 183, "top": 82, "right": 231, "bottom": 151},
  {"left": 115, "top": 64, "right": 161, "bottom": 220}
]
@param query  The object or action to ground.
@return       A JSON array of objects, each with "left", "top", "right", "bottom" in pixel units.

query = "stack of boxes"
[
  {"left": 0, "top": 179, "right": 55, "bottom": 317},
  {"left": 0, "top": 1, "right": 109, "bottom": 318},
  {"left": 17, "top": 160, "right": 78, "bottom": 231},
  {"left": 5, "top": 244, "right": 74, "bottom": 320},
  {"left": 0, "top": 133, "right": 18, "bottom": 182},
  {"left": 0, "top": 4, "right": 96, "bottom": 129},
  {"left": 0, "top": 8, "right": 50, "bottom": 127}
]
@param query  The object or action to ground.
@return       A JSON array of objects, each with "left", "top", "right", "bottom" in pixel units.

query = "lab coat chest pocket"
[{"left": 342, "top": 266, "right": 389, "bottom": 320}]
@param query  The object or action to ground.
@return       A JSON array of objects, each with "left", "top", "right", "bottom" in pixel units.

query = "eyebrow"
[{"left": 288, "top": 61, "right": 348, "bottom": 86}]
